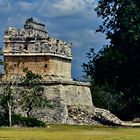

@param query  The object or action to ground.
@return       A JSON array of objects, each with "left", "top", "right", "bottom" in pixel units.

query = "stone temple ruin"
[
  {"left": 3, "top": 18, "right": 123, "bottom": 125},
  {"left": 3, "top": 17, "right": 72, "bottom": 80}
]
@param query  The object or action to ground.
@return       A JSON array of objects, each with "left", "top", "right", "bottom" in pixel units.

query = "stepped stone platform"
[{"left": 25, "top": 80, "right": 139, "bottom": 126}]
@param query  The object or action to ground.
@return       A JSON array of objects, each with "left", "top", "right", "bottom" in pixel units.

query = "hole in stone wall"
[
  {"left": 24, "top": 45, "right": 28, "bottom": 50},
  {"left": 45, "top": 64, "right": 48, "bottom": 68}
]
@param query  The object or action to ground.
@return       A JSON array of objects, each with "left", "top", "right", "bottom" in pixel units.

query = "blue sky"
[{"left": 0, "top": 0, "right": 108, "bottom": 79}]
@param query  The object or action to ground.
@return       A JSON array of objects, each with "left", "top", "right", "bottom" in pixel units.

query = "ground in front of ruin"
[{"left": 0, "top": 125, "right": 140, "bottom": 140}]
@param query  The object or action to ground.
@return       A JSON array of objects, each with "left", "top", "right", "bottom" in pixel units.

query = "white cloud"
[
  {"left": 67, "top": 29, "right": 96, "bottom": 46},
  {"left": 55, "top": 0, "right": 96, "bottom": 11},
  {"left": 53, "top": 0, "right": 86, "bottom": 13},
  {"left": 65, "top": 28, "right": 108, "bottom": 54},
  {"left": 38, "top": 0, "right": 96, "bottom": 17},
  {"left": 0, "top": 0, "right": 12, "bottom": 13},
  {"left": 7, "top": 16, "right": 25, "bottom": 27},
  {"left": 17, "top": 1, "right": 36, "bottom": 11}
]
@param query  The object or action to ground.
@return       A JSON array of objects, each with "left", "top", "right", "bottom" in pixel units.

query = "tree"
[
  {"left": 0, "top": 49, "right": 50, "bottom": 125},
  {"left": 0, "top": 77, "right": 20, "bottom": 126},
  {"left": 0, "top": 50, "right": 15, "bottom": 126},
  {"left": 0, "top": 81, "right": 13, "bottom": 126},
  {"left": 20, "top": 68, "right": 50, "bottom": 117},
  {"left": 0, "top": 48, "right": 3, "bottom": 77},
  {"left": 0, "top": 69, "right": 50, "bottom": 126},
  {"left": 83, "top": 0, "right": 140, "bottom": 120}
]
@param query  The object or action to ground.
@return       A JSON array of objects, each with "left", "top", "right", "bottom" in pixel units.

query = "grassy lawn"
[{"left": 0, "top": 125, "right": 140, "bottom": 140}]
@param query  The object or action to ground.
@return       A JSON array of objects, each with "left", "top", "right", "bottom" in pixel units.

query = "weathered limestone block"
[
  {"left": 59, "top": 84, "right": 93, "bottom": 107},
  {"left": 29, "top": 81, "right": 93, "bottom": 124}
]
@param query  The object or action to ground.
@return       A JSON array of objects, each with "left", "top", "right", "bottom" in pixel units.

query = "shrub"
[
  {"left": 0, "top": 112, "right": 9, "bottom": 126},
  {"left": 12, "top": 114, "right": 46, "bottom": 127}
]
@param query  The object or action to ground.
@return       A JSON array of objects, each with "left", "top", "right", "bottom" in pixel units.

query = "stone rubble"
[{"left": 67, "top": 106, "right": 123, "bottom": 126}]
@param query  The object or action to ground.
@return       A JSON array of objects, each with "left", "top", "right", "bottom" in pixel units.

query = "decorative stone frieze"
[{"left": 4, "top": 18, "right": 72, "bottom": 59}]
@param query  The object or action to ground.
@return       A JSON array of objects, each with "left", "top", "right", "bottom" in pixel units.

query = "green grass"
[{"left": 0, "top": 125, "right": 140, "bottom": 140}]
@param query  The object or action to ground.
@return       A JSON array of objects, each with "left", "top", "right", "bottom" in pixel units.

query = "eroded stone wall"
[
  {"left": 15, "top": 81, "right": 93, "bottom": 124},
  {"left": 28, "top": 81, "right": 123, "bottom": 125},
  {"left": 0, "top": 80, "right": 124, "bottom": 125},
  {"left": 4, "top": 56, "right": 71, "bottom": 80}
]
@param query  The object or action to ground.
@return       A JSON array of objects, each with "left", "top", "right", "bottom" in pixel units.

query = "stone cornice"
[
  {"left": 3, "top": 52, "right": 72, "bottom": 60},
  {"left": 0, "top": 80, "right": 91, "bottom": 87}
]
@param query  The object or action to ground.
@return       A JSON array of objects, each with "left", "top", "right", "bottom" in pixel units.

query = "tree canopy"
[{"left": 83, "top": 0, "right": 140, "bottom": 120}]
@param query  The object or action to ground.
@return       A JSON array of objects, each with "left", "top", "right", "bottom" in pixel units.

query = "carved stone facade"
[{"left": 3, "top": 17, "right": 72, "bottom": 80}]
